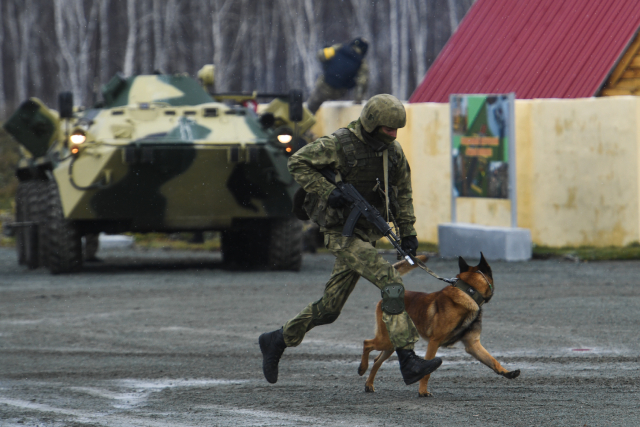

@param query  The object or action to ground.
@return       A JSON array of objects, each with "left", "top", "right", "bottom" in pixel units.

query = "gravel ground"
[{"left": 0, "top": 246, "right": 639, "bottom": 426}]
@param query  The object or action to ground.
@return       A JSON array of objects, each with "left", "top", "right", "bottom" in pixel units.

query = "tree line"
[{"left": 0, "top": 0, "right": 474, "bottom": 119}]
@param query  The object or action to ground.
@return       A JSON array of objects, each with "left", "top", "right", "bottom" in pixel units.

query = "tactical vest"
[
  {"left": 323, "top": 45, "right": 363, "bottom": 89},
  {"left": 302, "top": 128, "right": 400, "bottom": 230}
]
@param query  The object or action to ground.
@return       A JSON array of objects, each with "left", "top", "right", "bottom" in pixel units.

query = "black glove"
[
  {"left": 327, "top": 189, "right": 349, "bottom": 208},
  {"left": 401, "top": 236, "right": 419, "bottom": 257}
]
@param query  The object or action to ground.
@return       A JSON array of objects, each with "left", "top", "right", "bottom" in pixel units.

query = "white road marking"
[
  {"left": 70, "top": 379, "right": 248, "bottom": 409},
  {"left": 191, "top": 405, "right": 337, "bottom": 426}
]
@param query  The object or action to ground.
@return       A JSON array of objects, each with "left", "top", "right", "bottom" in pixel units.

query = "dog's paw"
[
  {"left": 418, "top": 391, "right": 433, "bottom": 398},
  {"left": 364, "top": 384, "right": 375, "bottom": 393},
  {"left": 502, "top": 369, "right": 520, "bottom": 379},
  {"left": 357, "top": 365, "right": 367, "bottom": 376}
]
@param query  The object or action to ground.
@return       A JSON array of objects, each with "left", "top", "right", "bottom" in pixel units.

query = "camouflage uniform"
[
  {"left": 307, "top": 42, "right": 370, "bottom": 114},
  {"left": 283, "top": 118, "right": 419, "bottom": 350}
]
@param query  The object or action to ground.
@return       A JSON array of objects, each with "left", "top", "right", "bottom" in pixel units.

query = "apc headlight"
[
  {"left": 277, "top": 134, "right": 293, "bottom": 144},
  {"left": 70, "top": 131, "right": 87, "bottom": 145}
]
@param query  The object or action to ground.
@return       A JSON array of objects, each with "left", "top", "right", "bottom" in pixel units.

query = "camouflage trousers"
[
  {"left": 306, "top": 77, "right": 348, "bottom": 114},
  {"left": 282, "top": 231, "right": 419, "bottom": 349}
]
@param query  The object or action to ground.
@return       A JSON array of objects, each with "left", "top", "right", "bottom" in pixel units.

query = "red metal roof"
[{"left": 410, "top": 0, "right": 640, "bottom": 102}]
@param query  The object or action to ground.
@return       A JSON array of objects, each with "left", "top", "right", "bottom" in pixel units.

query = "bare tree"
[
  {"left": 139, "top": 0, "right": 153, "bottom": 74},
  {"left": 173, "top": 3, "right": 189, "bottom": 72},
  {"left": 227, "top": 1, "right": 250, "bottom": 89},
  {"left": 99, "top": 0, "right": 111, "bottom": 84},
  {"left": 447, "top": 0, "right": 459, "bottom": 32},
  {"left": 375, "top": 0, "right": 391, "bottom": 95},
  {"left": 153, "top": 0, "right": 166, "bottom": 72},
  {"left": 7, "top": 0, "right": 35, "bottom": 103},
  {"left": 280, "top": 0, "right": 320, "bottom": 93},
  {"left": 123, "top": 0, "right": 137, "bottom": 76},
  {"left": 194, "top": 1, "right": 212, "bottom": 72},
  {"left": 410, "top": 0, "right": 429, "bottom": 85},
  {"left": 164, "top": 0, "right": 179, "bottom": 73},
  {"left": 399, "top": 0, "right": 410, "bottom": 99},
  {"left": 350, "top": 0, "right": 375, "bottom": 99},
  {"left": 0, "top": 0, "right": 474, "bottom": 118},
  {"left": 0, "top": 2, "right": 6, "bottom": 114},
  {"left": 28, "top": 24, "right": 42, "bottom": 97},
  {"left": 210, "top": 0, "right": 234, "bottom": 91},
  {"left": 279, "top": 0, "right": 300, "bottom": 91},
  {"left": 53, "top": 0, "right": 98, "bottom": 105},
  {"left": 262, "top": 1, "right": 281, "bottom": 92},
  {"left": 75, "top": 1, "right": 99, "bottom": 104},
  {"left": 241, "top": 10, "right": 253, "bottom": 92},
  {"left": 250, "top": 5, "right": 263, "bottom": 91},
  {"left": 389, "top": 0, "right": 400, "bottom": 97},
  {"left": 53, "top": 0, "right": 78, "bottom": 98}
]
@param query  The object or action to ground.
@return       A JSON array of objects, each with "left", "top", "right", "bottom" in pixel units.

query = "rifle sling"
[{"left": 383, "top": 150, "right": 389, "bottom": 223}]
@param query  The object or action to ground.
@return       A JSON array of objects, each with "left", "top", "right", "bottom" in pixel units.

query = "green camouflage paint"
[
  {"left": 3, "top": 99, "right": 57, "bottom": 158},
  {"left": 102, "top": 75, "right": 214, "bottom": 109},
  {"left": 89, "top": 144, "right": 197, "bottom": 229},
  {"left": 155, "top": 75, "right": 215, "bottom": 106}
]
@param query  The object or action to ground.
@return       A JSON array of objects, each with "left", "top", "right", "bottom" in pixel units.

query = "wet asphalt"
[{"left": 0, "top": 246, "right": 639, "bottom": 426}]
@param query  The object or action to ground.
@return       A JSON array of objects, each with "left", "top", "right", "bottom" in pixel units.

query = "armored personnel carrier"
[{"left": 3, "top": 68, "right": 315, "bottom": 273}]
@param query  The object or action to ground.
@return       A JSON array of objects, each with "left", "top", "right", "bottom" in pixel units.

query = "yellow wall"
[
  {"left": 523, "top": 97, "right": 640, "bottom": 246},
  {"left": 310, "top": 101, "right": 363, "bottom": 138},
  {"left": 310, "top": 97, "right": 640, "bottom": 247}
]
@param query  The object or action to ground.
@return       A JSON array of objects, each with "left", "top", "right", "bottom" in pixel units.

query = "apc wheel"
[
  {"left": 83, "top": 234, "right": 99, "bottom": 261},
  {"left": 267, "top": 217, "right": 303, "bottom": 271},
  {"left": 31, "top": 181, "right": 52, "bottom": 269},
  {"left": 46, "top": 183, "right": 82, "bottom": 274},
  {"left": 15, "top": 182, "right": 29, "bottom": 265},
  {"left": 21, "top": 181, "right": 42, "bottom": 270},
  {"left": 222, "top": 217, "right": 303, "bottom": 271},
  {"left": 221, "top": 224, "right": 257, "bottom": 270}
]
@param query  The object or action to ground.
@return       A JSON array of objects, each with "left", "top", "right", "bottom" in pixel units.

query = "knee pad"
[
  {"left": 310, "top": 298, "right": 340, "bottom": 327},
  {"left": 381, "top": 284, "right": 405, "bottom": 315}
]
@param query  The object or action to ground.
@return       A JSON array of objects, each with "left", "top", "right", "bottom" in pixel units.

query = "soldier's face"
[{"left": 380, "top": 126, "right": 398, "bottom": 138}]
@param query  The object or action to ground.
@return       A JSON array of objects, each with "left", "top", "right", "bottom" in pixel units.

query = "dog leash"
[{"left": 408, "top": 254, "right": 458, "bottom": 284}]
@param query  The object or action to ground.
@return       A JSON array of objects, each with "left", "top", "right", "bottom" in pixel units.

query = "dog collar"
[{"left": 452, "top": 279, "right": 486, "bottom": 307}]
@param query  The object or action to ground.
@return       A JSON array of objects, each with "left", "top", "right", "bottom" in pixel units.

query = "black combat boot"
[
  {"left": 259, "top": 328, "right": 287, "bottom": 384},
  {"left": 396, "top": 348, "right": 442, "bottom": 385}
]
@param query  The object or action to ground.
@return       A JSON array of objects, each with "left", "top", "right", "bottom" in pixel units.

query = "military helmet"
[{"left": 360, "top": 94, "right": 406, "bottom": 133}]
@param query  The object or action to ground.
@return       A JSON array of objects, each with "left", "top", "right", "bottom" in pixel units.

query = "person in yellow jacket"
[{"left": 306, "top": 37, "right": 370, "bottom": 114}]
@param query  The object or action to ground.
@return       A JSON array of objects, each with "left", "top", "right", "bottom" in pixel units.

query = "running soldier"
[{"left": 259, "top": 94, "right": 442, "bottom": 386}]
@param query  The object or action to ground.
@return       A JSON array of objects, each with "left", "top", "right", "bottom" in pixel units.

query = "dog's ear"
[
  {"left": 458, "top": 256, "right": 470, "bottom": 273},
  {"left": 394, "top": 255, "right": 428, "bottom": 276},
  {"left": 478, "top": 252, "right": 493, "bottom": 278}
]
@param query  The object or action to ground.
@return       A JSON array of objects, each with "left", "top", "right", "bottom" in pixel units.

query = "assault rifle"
[
  {"left": 319, "top": 168, "right": 415, "bottom": 266},
  {"left": 319, "top": 168, "right": 458, "bottom": 284}
]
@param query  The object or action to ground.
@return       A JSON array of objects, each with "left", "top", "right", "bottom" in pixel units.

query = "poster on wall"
[
  {"left": 450, "top": 94, "right": 514, "bottom": 199},
  {"left": 450, "top": 93, "right": 517, "bottom": 227}
]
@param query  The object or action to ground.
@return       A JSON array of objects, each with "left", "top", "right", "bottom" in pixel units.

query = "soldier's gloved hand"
[
  {"left": 401, "top": 236, "right": 419, "bottom": 256},
  {"left": 327, "top": 189, "right": 349, "bottom": 208}
]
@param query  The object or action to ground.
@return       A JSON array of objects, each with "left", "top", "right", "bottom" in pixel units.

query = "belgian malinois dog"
[{"left": 358, "top": 253, "right": 520, "bottom": 396}]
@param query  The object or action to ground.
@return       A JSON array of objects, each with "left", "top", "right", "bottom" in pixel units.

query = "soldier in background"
[
  {"left": 259, "top": 94, "right": 442, "bottom": 387},
  {"left": 306, "top": 37, "right": 370, "bottom": 114}
]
